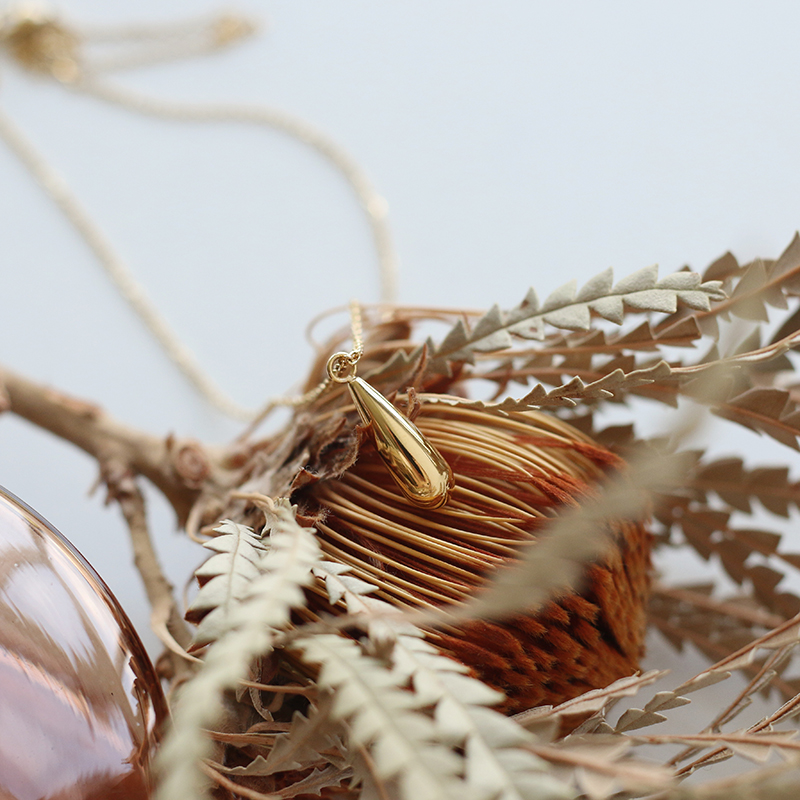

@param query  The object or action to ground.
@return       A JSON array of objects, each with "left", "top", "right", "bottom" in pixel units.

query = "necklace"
[{"left": 314, "top": 301, "right": 454, "bottom": 509}]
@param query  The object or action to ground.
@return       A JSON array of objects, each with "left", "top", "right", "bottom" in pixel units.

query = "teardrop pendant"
[{"left": 346, "top": 377, "right": 454, "bottom": 508}]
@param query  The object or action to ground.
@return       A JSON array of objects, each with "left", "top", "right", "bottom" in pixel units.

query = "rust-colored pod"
[
  {"left": 300, "top": 403, "right": 651, "bottom": 713},
  {"left": 0, "top": 486, "right": 167, "bottom": 799}
]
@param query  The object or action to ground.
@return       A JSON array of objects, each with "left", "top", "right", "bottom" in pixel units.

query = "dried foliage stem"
[
  {"left": 199, "top": 762, "right": 277, "bottom": 800},
  {"left": 674, "top": 691, "right": 800, "bottom": 778},
  {"left": 652, "top": 584, "right": 785, "bottom": 629},
  {"left": 668, "top": 645, "right": 793, "bottom": 769},
  {"left": 115, "top": 480, "right": 194, "bottom": 674},
  {"left": 708, "top": 612, "right": 800, "bottom": 672},
  {"left": 0, "top": 363, "right": 208, "bottom": 523}
]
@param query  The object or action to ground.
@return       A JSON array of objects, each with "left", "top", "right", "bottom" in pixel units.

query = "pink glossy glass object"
[{"left": 0, "top": 486, "right": 168, "bottom": 799}]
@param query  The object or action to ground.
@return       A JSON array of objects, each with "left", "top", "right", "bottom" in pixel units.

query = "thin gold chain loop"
[
  {"left": 348, "top": 299, "right": 364, "bottom": 363},
  {"left": 265, "top": 299, "right": 364, "bottom": 409},
  {"left": 0, "top": 10, "right": 399, "bottom": 424}
]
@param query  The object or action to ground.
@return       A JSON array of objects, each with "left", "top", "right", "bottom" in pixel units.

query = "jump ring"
[{"left": 326, "top": 352, "right": 357, "bottom": 383}]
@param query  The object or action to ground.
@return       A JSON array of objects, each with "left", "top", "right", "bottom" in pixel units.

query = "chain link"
[{"left": 266, "top": 299, "right": 364, "bottom": 408}]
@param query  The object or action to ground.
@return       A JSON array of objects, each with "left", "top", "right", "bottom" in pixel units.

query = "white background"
[{"left": 2, "top": 0, "right": 800, "bottom": 661}]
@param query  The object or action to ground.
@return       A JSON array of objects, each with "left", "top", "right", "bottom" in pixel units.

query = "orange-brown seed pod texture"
[{"left": 298, "top": 402, "right": 651, "bottom": 714}]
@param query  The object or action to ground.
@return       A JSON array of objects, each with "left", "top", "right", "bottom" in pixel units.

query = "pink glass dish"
[{"left": 0, "top": 486, "right": 167, "bottom": 799}]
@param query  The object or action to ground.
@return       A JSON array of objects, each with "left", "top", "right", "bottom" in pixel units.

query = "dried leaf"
[
  {"left": 429, "top": 267, "right": 724, "bottom": 373},
  {"left": 156, "top": 504, "right": 320, "bottom": 800},
  {"left": 313, "top": 559, "right": 568, "bottom": 800},
  {"left": 692, "top": 457, "right": 800, "bottom": 518},
  {"left": 514, "top": 671, "right": 668, "bottom": 731},
  {"left": 218, "top": 698, "right": 342, "bottom": 778},
  {"left": 530, "top": 738, "right": 674, "bottom": 800},
  {"left": 186, "top": 520, "right": 268, "bottom": 648},
  {"left": 295, "top": 633, "right": 472, "bottom": 800},
  {"left": 716, "top": 388, "right": 800, "bottom": 450}
]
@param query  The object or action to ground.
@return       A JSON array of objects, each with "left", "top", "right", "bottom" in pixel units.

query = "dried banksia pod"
[
  {"left": 226, "top": 317, "right": 652, "bottom": 715},
  {"left": 294, "top": 398, "right": 650, "bottom": 713}
]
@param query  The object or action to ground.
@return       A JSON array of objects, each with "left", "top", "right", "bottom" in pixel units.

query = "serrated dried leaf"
[
  {"left": 693, "top": 457, "right": 764, "bottom": 513},
  {"left": 455, "top": 359, "right": 675, "bottom": 415},
  {"left": 514, "top": 671, "right": 667, "bottom": 729},
  {"left": 673, "top": 670, "right": 732, "bottom": 695},
  {"left": 387, "top": 631, "right": 569, "bottom": 800},
  {"left": 612, "top": 264, "right": 658, "bottom": 294},
  {"left": 531, "top": 738, "right": 673, "bottom": 800},
  {"left": 643, "top": 691, "right": 692, "bottom": 713},
  {"left": 221, "top": 699, "right": 342, "bottom": 778},
  {"left": 717, "top": 388, "right": 800, "bottom": 450},
  {"left": 187, "top": 520, "right": 269, "bottom": 647},
  {"left": 157, "top": 501, "right": 320, "bottom": 800},
  {"left": 614, "top": 708, "right": 668, "bottom": 732},
  {"left": 588, "top": 295, "right": 624, "bottom": 324},
  {"left": 431, "top": 264, "right": 724, "bottom": 372},
  {"left": 576, "top": 267, "right": 614, "bottom": 302},
  {"left": 295, "top": 633, "right": 471, "bottom": 800}
]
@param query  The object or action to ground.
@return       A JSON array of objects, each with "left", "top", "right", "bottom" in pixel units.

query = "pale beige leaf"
[
  {"left": 156, "top": 501, "right": 320, "bottom": 800},
  {"left": 612, "top": 264, "right": 658, "bottom": 293},
  {"left": 576, "top": 267, "right": 614, "bottom": 301},
  {"left": 431, "top": 263, "right": 724, "bottom": 371},
  {"left": 296, "top": 633, "right": 472, "bottom": 800},
  {"left": 514, "top": 671, "right": 667, "bottom": 729},
  {"left": 187, "top": 520, "right": 269, "bottom": 648},
  {"left": 614, "top": 708, "right": 668, "bottom": 732}
]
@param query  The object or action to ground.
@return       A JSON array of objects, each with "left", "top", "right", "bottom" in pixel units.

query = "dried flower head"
[{"left": 294, "top": 397, "right": 651, "bottom": 712}]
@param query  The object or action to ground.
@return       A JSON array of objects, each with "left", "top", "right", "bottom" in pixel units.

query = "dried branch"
[
  {"left": 114, "top": 478, "right": 194, "bottom": 676},
  {"left": 0, "top": 362, "right": 222, "bottom": 522}
]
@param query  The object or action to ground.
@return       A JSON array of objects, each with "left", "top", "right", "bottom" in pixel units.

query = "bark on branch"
[{"left": 0, "top": 363, "right": 218, "bottom": 524}]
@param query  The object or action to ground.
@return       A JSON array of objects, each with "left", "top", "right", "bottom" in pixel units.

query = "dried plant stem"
[
  {"left": 116, "top": 480, "right": 194, "bottom": 675},
  {"left": 0, "top": 363, "right": 209, "bottom": 522},
  {"left": 668, "top": 645, "right": 793, "bottom": 769},
  {"left": 674, "top": 693, "right": 800, "bottom": 778},
  {"left": 709, "top": 612, "right": 800, "bottom": 672},
  {"left": 238, "top": 680, "right": 315, "bottom": 696},
  {"left": 650, "top": 616, "right": 800, "bottom": 699},
  {"left": 652, "top": 584, "right": 785, "bottom": 629},
  {"left": 199, "top": 761, "right": 277, "bottom": 800},
  {"left": 644, "top": 732, "right": 800, "bottom": 759}
]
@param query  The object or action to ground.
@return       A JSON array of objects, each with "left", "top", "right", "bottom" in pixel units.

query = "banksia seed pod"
[
  {"left": 292, "top": 396, "right": 650, "bottom": 714},
  {"left": 223, "top": 317, "right": 652, "bottom": 715}
]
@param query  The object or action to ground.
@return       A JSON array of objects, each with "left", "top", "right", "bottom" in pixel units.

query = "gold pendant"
[
  {"left": 325, "top": 351, "right": 453, "bottom": 508},
  {"left": 347, "top": 377, "right": 454, "bottom": 509}
]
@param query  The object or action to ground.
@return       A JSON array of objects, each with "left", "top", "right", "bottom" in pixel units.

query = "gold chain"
[
  {"left": 0, "top": 10, "right": 399, "bottom": 424},
  {"left": 268, "top": 300, "right": 365, "bottom": 409}
]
